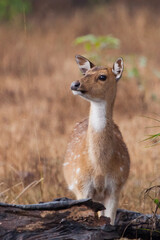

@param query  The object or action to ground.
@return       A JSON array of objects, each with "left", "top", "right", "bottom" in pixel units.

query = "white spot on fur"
[
  {"left": 63, "top": 162, "right": 69, "bottom": 166},
  {"left": 90, "top": 101, "right": 107, "bottom": 132},
  {"left": 76, "top": 168, "right": 80, "bottom": 174},
  {"left": 75, "top": 180, "right": 78, "bottom": 184},
  {"left": 76, "top": 137, "right": 80, "bottom": 143},
  {"left": 120, "top": 167, "right": 123, "bottom": 172},
  {"left": 69, "top": 184, "right": 74, "bottom": 190}
]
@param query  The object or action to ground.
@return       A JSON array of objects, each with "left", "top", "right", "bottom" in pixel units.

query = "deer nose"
[{"left": 71, "top": 81, "right": 80, "bottom": 91}]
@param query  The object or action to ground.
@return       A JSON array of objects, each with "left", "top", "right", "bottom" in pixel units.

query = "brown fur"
[
  {"left": 64, "top": 118, "right": 130, "bottom": 199},
  {"left": 63, "top": 56, "right": 130, "bottom": 224}
]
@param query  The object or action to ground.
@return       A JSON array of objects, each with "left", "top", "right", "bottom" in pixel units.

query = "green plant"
[
  {"left": 127, "top": 67, "right": 140, "bottom": 78},
  {"left": 154, "top": 198, "right": 160, "bottom": 209},
  {"left": 127, "top": 56, "right": 147, "bottom": 80},
  {"left": 75, "top": 34, "right": 120, "bottom": 51},
  {"left": 139, "top": 56, "right": 147, "bottom": 68},
  {"left": 74, "top": 34, "right": 120, "bottom": 63},
  {"left": 144, "top": 185, "right": 160, "bottom": 215},
  {"left": 143, "top": 116, "right": 160, "bottom": 146},
  {"left": 0, "top": 0, "right": 31, "bottom": 21}
]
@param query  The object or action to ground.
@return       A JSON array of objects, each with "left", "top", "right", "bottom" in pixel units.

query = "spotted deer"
[{"left": 63, "top": 55, "right": 130, "bottom": 225}]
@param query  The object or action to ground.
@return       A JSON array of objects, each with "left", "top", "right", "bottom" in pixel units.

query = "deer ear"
[
  {"left": 75, "top": 55, "right": 95, "bottom": 75},
  {"left": 112, "top": 57, "right": 124, "bottom": 81}
]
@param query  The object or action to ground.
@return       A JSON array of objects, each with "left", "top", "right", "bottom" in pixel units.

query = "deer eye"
[{"left": 98, "top": 75, "right": 107, "bottom": 81}]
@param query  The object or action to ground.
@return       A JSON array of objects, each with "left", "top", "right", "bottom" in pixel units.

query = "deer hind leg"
[
  {"left": 75, "top": 191, "right": 83, "bottom": 200},
  {"left": 103, "top": 193, "right": 119, "bottom": 225}
]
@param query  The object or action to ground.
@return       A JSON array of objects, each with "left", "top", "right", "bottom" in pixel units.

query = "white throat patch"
[{"left": 90, "top": 101, "right": 107, "bottom": 132}]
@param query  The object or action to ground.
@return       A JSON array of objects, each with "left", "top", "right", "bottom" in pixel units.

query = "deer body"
[{"left": 63, "top": 56, "right": 130, "bottom": 225}]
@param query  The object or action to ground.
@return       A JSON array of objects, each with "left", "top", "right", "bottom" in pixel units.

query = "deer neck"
[{"left": 88, "top": 100, "right": 114, "bottom": 171}]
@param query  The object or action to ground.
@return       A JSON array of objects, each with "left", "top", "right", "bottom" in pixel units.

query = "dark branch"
[
  {"left": 0, "top": 198, "right": 160, "bottom": 240},
  {"left": 0, "top": 197, "right": 105, "bottom": 212}
]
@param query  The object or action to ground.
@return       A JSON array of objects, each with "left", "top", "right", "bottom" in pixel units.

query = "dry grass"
[{"left": 0, "top": 2, "right": 160, "bottom": 215}]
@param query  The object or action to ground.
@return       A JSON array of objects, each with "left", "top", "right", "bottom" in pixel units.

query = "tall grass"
[{"left": 0, "top": 3, "right": 159, "bottom": 214}]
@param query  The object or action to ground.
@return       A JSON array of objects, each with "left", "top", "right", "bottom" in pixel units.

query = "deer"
[{"left": 63, "top": 55, "right": 130, "bottom": 225}]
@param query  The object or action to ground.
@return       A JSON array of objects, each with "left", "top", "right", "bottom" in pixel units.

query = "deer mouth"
[
  {"left": 79, "top": 90, "right": 87, "bottom": 94},
  {"left": 70, "top": 81, "right": 87, "bottom": 94},
  {"left": 72, "top": 89, "right": 87, "bottom": 95}
]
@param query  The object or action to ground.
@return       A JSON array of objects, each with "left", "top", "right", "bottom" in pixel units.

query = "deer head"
[{"left": 71, "top": 55, "right": 124, "bottom": 104}]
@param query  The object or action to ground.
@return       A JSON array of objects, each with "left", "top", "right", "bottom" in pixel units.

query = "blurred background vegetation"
[
  {"left": 0, "top": 0, "right": 31, "bottom": 21},
  {"left": 0, "top": 0, "right": 159, "bottom": 214}
]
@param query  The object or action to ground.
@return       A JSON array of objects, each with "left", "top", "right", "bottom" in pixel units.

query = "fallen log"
[
  {"left": 0, "top": 198, "right": 159, "bottom": 240},
  {"left": 116, "top": 208, "right": 160, "bottom": 240}
]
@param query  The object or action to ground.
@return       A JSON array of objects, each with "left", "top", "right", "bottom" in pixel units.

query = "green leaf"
[
  {"left": 128, "top": 67, "right": 139, "bottom": 78},
  {"left": 143, "top": 133, "right": 160, "bottom": 142},
  {"left": 84, "top": 42, "right": 92, "bottom": 52},
  {"left": 74, "top": 34, "right": 97, "bottom": 45},
  {"left": 74, "top": 34, "right": 120, "bottom": 50},
  {"left": 0, "top": 0, "right": 32, "bottom": 21},
  {"left": 154, "top": 198, "right": 160, "bottom": 208}
]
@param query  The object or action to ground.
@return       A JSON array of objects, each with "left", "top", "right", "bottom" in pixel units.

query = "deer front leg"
[{"left": 103, "top": 193, "right": 119, "bottom": 225}]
